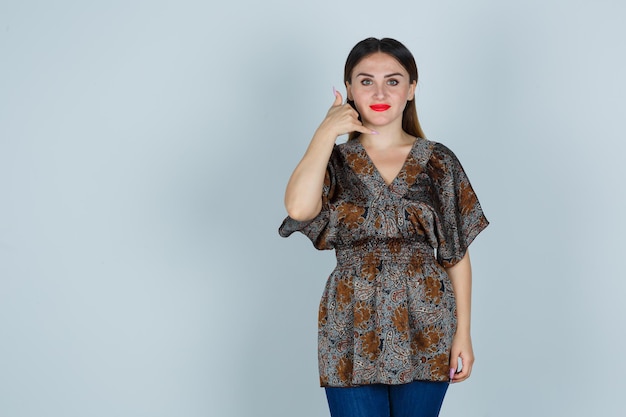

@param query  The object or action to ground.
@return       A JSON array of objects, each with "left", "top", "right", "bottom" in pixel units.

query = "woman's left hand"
[{"left": 449, "top": 332, "right": 474, "bottom": 383}]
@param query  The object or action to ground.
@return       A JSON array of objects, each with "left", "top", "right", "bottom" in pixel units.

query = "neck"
[{"left": 359, "top": 124, "right": 413, "bottom": 150}]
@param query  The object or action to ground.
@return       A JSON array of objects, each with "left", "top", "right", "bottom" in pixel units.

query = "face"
[{"left": 346, "top": 52, "right": 416, "bottom": 128}]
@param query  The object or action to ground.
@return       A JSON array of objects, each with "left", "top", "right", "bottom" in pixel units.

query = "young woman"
[{"left": 279, "top": 38, "right": 488, "bottom": 417}]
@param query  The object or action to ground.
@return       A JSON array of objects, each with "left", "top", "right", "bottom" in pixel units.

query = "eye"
[
  {"left": 387, "top": 79, "right": 399, "bottom": 86},
  {"left": 360, "top": 79, "right": 373, "bottom": 86}
]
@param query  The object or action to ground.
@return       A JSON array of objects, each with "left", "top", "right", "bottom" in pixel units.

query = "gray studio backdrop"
[{"left": 1, "top": 1, "right": 624, "bottom": 416}]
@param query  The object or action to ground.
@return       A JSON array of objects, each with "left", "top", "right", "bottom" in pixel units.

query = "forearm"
[
  {"left": 446, "top": 251, "right": 475, "bottom": 382},
  {"left": 446, "top": 251, "right": 472, "bottom": 335},
  {"left": 284, "top": 127, "right": 337, "bottom": 221},
  {"left": 285, "top": 89, "right": 372, "bottom": 221}
]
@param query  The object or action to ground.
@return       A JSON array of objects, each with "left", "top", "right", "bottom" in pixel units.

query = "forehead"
[{"left": 351, "top": 52, "right": 407, "bottom": 76}]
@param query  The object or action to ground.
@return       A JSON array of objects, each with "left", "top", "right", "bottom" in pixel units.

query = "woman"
[{"left": 279, "top": 38, "right": 488, "bottom": 417}]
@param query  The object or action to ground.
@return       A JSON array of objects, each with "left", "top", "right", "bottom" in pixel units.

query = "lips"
[{"left": 370, "top": 104, "right": 391, "bottom": 112}]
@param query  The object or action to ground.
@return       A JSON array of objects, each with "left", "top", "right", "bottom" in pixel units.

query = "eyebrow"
[{"left": 355, "top": 72, "right": 405, "bottom": 78}]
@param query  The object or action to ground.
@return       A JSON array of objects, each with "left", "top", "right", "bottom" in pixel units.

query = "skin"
[
  {"left": 345, "top": 52, "right": 417, "bottom": 184},
  {"left": 284, "top": 52, "right": 475, "bottom": 383},
  {"left": 447, "top": 252, "right": 475, "bottom": 383}
]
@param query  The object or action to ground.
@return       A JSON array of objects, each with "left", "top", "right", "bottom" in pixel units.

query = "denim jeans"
[{"left": 324, "top": 381, "right": 449, "bottom": 417}]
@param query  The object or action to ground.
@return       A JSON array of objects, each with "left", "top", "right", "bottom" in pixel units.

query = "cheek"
[
  {"left": 353, "top": 101, "right": 366, "bottom": 116},
  {"left": 392, "top": 88, "right": 411, "bottom": 100},
  {"left": 351, "top": 88, "right": 365, "bottom": 99},
  {"left": 351, "top": 91, "right": 368, "bottom": 108}
]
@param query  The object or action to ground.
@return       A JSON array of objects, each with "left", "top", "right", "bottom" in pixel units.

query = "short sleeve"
[
  {"left": 278, "top": 148, "right": 337, "bottom": 250},
  {"left": 427, "top": 143, "right": 489, "bottom": 268}
]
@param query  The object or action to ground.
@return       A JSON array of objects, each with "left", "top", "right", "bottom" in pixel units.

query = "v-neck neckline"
[{"left": 356, "top": 139, "right": 418, "bottom": 187}]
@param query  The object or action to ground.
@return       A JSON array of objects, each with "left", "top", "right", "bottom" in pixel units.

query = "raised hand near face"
[{"left": 315, "top": 88, "right": 377, "bottom": 140}]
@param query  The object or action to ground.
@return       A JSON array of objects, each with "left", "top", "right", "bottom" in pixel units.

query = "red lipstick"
[{"left": 370, "top": 104, "right": 391, "bottom": 112}]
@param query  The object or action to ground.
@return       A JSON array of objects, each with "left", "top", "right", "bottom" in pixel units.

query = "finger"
[
  {"left": 453, "top": 367, "right": 471, "bottom": 383},
  {"left": 332, "top": 87, "right": 343, "bottom": 107},
  {"left": 451, "top": 355, "right": 473, "bottom": 383},
  {"left": 449, "top": 354, "right": 459, "bottom": 382},
  {"left": 449, "top": 353, "right": 459, "bottom": 371},
  {"left": 460, "top": 356, "right": 473, "bottom": 379},
  {"left": 353, "top": 125, "right": 378, "bottom": 135}
]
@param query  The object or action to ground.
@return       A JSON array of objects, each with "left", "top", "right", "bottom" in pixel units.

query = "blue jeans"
[{"left": 324, "top": 381, "right": 449, "bottom": 417}]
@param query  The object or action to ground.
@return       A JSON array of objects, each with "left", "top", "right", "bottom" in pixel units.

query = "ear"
[
  {"left": 408, "top": 80, "right": 417, "bottom": 101},
  {"left": 345, "top": 81, "right": 353, "bottom": 101}
]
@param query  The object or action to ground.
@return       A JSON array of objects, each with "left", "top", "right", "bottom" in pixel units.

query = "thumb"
[
  {"left": 332, "top": 87, "right": 343, "bottom": 107},
  {"left": 449, "top": 355, "right": 459, "bottom": 381}
]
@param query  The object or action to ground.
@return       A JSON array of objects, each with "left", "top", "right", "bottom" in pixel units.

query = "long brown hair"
[{"left": 344, "top": 37, "right": 426, "bottom": 141}]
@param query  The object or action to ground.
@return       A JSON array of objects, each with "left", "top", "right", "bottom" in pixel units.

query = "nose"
[{"left": 374, "top": 84, "right": 385, "bottom": 99}]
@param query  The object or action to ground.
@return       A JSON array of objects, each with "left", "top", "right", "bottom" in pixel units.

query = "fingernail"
[
  {"left": 449, "top": 368, "right": 456, "bottom": 380},
  {"left": 371, "top": 130, "right": 379, "bottom": 135},
  {"left": 333, "top": 86, "right": 337, "bottom": 96}
]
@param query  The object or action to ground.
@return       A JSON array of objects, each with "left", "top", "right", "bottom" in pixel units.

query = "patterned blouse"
[{"left": 279, "top": 137, "right": 488, "bottom": 387}]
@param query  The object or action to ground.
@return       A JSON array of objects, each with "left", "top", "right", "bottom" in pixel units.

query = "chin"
[{"left": 363, "top": 116, "right": 392, "bottom": 127}]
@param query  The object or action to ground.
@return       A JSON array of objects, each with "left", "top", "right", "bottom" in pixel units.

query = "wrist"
[
  {"left": 454, "top": 324, "right": 471, "bottom": 338},
  {"left": 314, "top": 122, "right": 340, "bottom": 139}
]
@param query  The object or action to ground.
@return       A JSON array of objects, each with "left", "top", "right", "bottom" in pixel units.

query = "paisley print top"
[{"left": 279, "top": 138, "right": 488, "bottom": 387}]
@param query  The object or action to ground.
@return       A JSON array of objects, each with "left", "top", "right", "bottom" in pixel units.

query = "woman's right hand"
[
  {"left": 284, "top": 89, "right": 374, "bottom": 221},
  {"left": 315, "top": 89, "right": 376, "bottom": 139}
]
